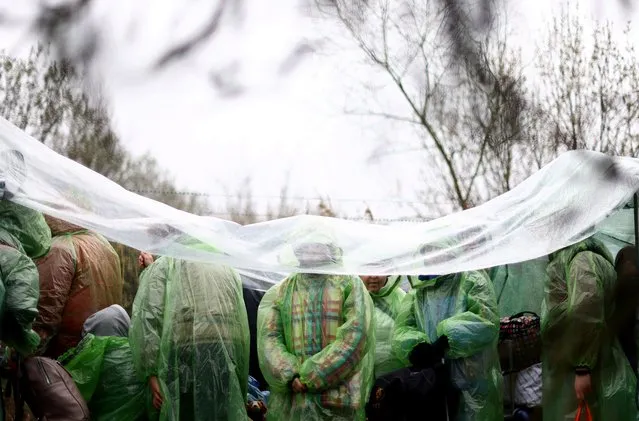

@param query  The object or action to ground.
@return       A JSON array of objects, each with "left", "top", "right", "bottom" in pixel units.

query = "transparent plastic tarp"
[{"left": 1, "top": 116, "right": 639, "bottom": 281}]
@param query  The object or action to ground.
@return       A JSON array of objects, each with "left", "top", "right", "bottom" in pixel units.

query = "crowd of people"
[{"left": 0, "top": 198, "right": 638, "bottom": 421}]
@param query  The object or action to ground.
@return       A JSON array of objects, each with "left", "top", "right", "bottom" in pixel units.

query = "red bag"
[{"left": 575, "top": 401, "right": 592, "bottom": 421}]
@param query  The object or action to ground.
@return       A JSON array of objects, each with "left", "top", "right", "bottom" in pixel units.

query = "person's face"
[{"left": 361, "top": 275, "right": 388, "bottom": 293}]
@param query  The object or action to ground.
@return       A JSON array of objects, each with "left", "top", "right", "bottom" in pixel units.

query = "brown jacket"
[{"left": 34, "top": 217, "right": 123, "bottom": 358}]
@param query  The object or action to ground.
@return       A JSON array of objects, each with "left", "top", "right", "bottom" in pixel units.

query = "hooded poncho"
[
  {"left": 34, "top": 217, "right": 123, "bottom": 357},
  {"left": 0, "top": 201, "right": 51, "bottom": 355},
  {"left": 541, "top": 237, "right": 637, "bottom": 420}
]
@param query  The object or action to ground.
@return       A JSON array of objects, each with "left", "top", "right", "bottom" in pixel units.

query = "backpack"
[
  {"left": 17, "top": 356, "right": 90, "bottom": 421},
  {"left": 366, "top": 362, "right": 459, "bottom": 421}
]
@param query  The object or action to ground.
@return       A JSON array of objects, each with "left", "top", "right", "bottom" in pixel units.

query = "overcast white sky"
[{"left": 0, "top": 0, "right": 637, "bottom": 220}]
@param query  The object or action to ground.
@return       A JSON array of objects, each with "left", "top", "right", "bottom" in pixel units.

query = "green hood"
[
  {"left": 370, "top": 275, "right": 403, "bottom": 299},
  {"left": 549, "top": 237, "right": 613, "bottom": 267},
  {"left": 0, "top": 201, "right": 51, "bottom": 258}
]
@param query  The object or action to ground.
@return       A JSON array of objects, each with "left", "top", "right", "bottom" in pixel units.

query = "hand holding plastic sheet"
[{"left": 1, "top": 116, "right": 639, "bottom": 281}]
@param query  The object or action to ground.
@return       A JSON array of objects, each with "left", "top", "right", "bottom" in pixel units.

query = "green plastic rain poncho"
[
  {"left": 392, "top": 272, "right": 503, "bottom": 421},
  {"left": 60, "top": 334, "right": 148, "bottom": 421},
  {"left": 258, "top": 274, "right": 375, "bottom": 421},
  {"left": 368, "top": 275, "right": 406, "bottom": 377},
  {"left": 0, "top": 201, "right": 50, "bottom": 355},
  {"left": 541, "top": 237, "right": 637, "bottom": 420},
  {"left": 489, "top": 258, "right": 548, "bottom": 317},
  {"left": 257, "top": 234, "right": 375, "bottom": 421},
  {"left": 58, "top": 304, "right": 146, "bottom": 421},
  {"left": 129, "top": 256, "right": 250, "bottom": 421}
]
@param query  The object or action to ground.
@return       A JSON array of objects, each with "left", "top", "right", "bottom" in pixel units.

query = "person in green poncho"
[
  {"left": 0, "top": 200, "right": 50, "bottom": 356},
  {"left": 130, "top": 251, "right": 250, "bottom": 421},
  {"left": 257, "top": 237, "right": 375, "bottom": 421},
  {"left": 360, "top": 274, "right": 405, "bottom": 377},
  {"left": 392, "top": 242, "right": 503, "bottom": 421},
  {"left": 60, "top": 304, "right": 149, "bottom": 421},
  {"left": 541, "top": 237, "right": 637, "bottom": 420}
]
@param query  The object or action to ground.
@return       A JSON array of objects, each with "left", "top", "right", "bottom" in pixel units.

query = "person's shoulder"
[
  {"left": 72, "top": 231, "right": 117, "bottom": 251},
  {"left": 393, "top": 285, "right": 407, "bottom": 298},
  {"left": 36, "top": 239, "right": 75, "bottom": 264},
  {"left": 0, "top": 243, "right": 36, "bottom": 269},
  {"left": 460, "top": 270, "right": 494, "bottom": 290},
  {"left": 572, "top": 249, "right": 613, "bottom": 270}
]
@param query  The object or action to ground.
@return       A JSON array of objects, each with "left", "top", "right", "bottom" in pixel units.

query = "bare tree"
[
  {"left": 536, "top": 7, "right": 639, "bottom": 158},
  {"left": 326, "top": 0, "right": 529, "bottom": 212},
  {"left": 0, "top": 45, "right": 210, "bottom": 214},
  {"left": 221, "top": 178, "right": 339, "bottom": 225}
]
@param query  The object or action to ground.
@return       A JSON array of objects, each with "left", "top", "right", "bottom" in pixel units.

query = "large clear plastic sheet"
[
  {"left": 487, "top": 207, "right": 635, "bottom": 318},
  {"left": 257, "top": 273, "right": 375, "bottom": 421},
  {"left": 0, "top": 201, "right": 49, "bottom": 355},
  {"left": 392, "top": 272, "right": 503, "bottom": 421},
  {"left": 129, "top": 257, "right": 250, "bottom": 421},
  {"left": 1, "top": 116, "right": 639, "bottom": 279},
  {"left": 541, "top": 237, "right": 638, "bottom": 420},
  {"left": 34, "top": 217, "right": 124, "bottom": 358}
]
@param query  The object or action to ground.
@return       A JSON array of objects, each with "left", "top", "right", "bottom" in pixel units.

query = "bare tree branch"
[{"left": 154, "top": 0, "right": 230, "bottom": 69}]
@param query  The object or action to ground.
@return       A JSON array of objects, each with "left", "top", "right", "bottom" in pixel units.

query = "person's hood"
[
  {"left": 409, "top": 237, "right": 458, "bottom": 289},
  {"left": 278, "top": 227, "right": 343, "bottom": 268},
  {"left": 44, "top": 215, "right": 87, "bottom": 236},
  {"left": 370, "top": 275, "right": 402, "bottom": 299},
  {"left": 0, "top": 201, "right": 51, "bottom": 258},
  {"left": 549, "top": 236, "right": 614, "bottom": 267},
  {"left": 81, "top": 304, "right": 131, "bottom": 338},
  {"left": 409, "top": 225, "right": 491, "bottom": 289}
]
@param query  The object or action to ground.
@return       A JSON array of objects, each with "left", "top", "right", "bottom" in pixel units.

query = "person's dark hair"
[
  {"left": 612, "top": 245, "right": 639, "bottom": 374},
  {"left": 615, "top": 246, "right": 638, "bottom": 272}
]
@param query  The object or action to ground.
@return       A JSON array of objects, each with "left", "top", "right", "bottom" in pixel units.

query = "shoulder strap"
[{"left": 13, "top": 355, "right": 24, "bottom": 420}]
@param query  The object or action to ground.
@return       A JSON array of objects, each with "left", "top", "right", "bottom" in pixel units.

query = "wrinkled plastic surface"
[
  {"left": 2, "top": 116, "right": 639, "bottom": 280},
  {"left": 541, "top": 237, "right": 637, "bottom": 420},
  {"left": 368, "top": 275, "right": 406, "bottom": 377},
  {"left": 129, "top": 256, "right": 250, "bottom": 421},
  {"left": 0, "top": 201, "right": 48, "bottom": 355},
  {"left": 60, "top": 333, "right": 147, "bottom": 421},
  {"left": 257, "top": 273, "right": 375, "bottom": 421},
  {"left": 392, "top": 272, "right": 503, "bottom": 421},
  {"left": 487, "top": 208, "right": 635, "bottom": 318},
  {"left": 34, "top": 218, "right": 124, "bottom": 358}
]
